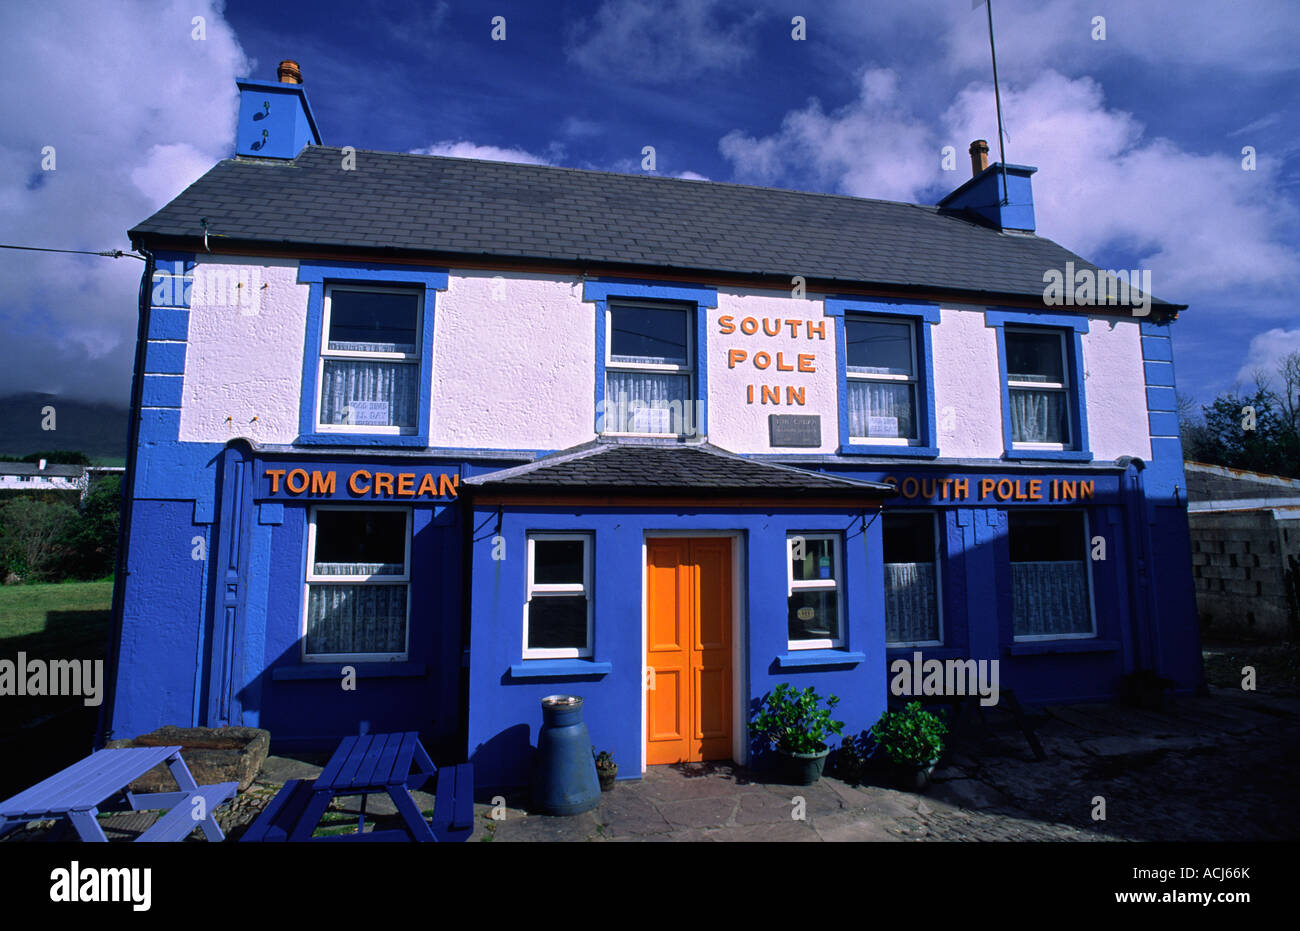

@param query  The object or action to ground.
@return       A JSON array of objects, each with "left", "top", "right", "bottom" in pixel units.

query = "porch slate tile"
[
  {"left": 703, "top": 821, "right": 820, "bottom": 842},
  {"left": 596, "top": 790, "right": 674, "bottom": 837},
  {"left": 657, "top": 795, "right": 739, "bottom": 828}
]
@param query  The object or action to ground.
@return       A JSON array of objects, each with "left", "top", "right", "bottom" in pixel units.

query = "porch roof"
[{"left": 463, "top": 439, "right": 896, "bottom": 500}]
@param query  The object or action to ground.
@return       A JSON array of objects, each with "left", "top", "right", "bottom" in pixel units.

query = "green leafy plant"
[
  {"left": 593, "top": 748, "right": 616, "bottom": 770},
  {"left": 869, "top": 702, "right": 948, "bottom": 766},
  {"left": 750, "top": 683, "right": 844, "bottom": 755}
]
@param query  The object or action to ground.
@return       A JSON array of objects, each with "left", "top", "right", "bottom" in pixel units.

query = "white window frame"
[
  {"left": 603, "top": 300, "right": 695, "bottom": 438},
  {"left": 302, "top": 505, "right": 412, "bottom": 662},
  {"left": 316, "top": 283, "right": 424, "bottom": 435},
  {"left": 846, "top": 316, "right": 919, "bottom": 446},
  {"left": 523, "top": 533, "right": 595, "bottom": 659},
  {"left": 1005, "top": 327, "right": 1072, "bottom": 451},
  {"left": 786, "top": 533, "right": 844, "bottom": 650},
  {"left": 883, "top": 510, "right": 944, "bottom": 647},
  {"left": 1009, "top": 509, "right": 1098, "bottom": 642}
]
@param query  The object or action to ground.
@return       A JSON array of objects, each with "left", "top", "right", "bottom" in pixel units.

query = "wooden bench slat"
[
  {"left": 136, "top": 782, "right": 236, "bottom": 843},
  {"left": 241, "top": 779, "right": 316, "bottom": 842}
]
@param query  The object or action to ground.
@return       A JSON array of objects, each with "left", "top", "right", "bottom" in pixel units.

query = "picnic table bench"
[
  {"left": 242, "top": 732, "right": 473, "bottom": 842},
  {"left": 0, "top": 746, "right": 237, "bottom": 842}
]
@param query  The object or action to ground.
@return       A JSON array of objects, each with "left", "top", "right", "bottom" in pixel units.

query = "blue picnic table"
[
  {"left": 0, "top": 746, "right": 237, "bottom": 842},
  {"left": 242, "top": 731, "right": 474, "bottom": 842}
]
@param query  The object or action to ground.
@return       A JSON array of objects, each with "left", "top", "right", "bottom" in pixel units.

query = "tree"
[
  {"left": 1185, "top": 351, "right": 1300, "bottom": 478},
  {"left": 59, "top": 474, "right": 122, "bottom": 579},
  {"left": 0, "top": 497, "right": 78, "bottom": 581}
]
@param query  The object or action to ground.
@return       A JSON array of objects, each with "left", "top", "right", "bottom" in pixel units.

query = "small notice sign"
[
  {"left": 345, "top": 401, "right": 390, "bottom": 426},
  {"left": 769, "top": 414, "right": 821, "bottom": 448}
]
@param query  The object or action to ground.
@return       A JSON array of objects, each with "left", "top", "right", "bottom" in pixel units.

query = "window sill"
[
  {"left": 886, "top": 646, "right": 965, "bottom": 659},
  {"left": 509, "top": 660, "right": 612, "bottom": 679},
  {"left": 295, "top": 434, "right": 430, "bottom": 448},
  {"left": 272, "top": 661, "right": 426, "bottom": 680},
  {"left": 774, "top": 650, "right": 865, "bottom": 669},
  {"left": 1003, "top": 449, "right": 1093, "bottom": 462},
  {"left": 839, "top": 444, "right": 939, "bottom": 458},
  {"left": 1006, "top": 639, "right": 1119, "bottom": 656}
]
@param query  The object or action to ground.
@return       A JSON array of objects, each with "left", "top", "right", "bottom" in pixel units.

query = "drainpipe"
[
  {"left": 1117, "top": 456, "right": 1152, "bottom": 673},
  {"left": 97, "top": 243, "right": 154, "bottom": 747}
]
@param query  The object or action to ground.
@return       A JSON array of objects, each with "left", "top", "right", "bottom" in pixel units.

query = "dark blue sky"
[{"left": 2, "top": 0, "right": 1296, "bottom": 410}]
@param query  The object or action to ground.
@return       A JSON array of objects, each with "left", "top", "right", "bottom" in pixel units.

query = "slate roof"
[
  {"left": 466, "top": 440, "right": 896, "bottom": 498},
  {"left": 130, "top": 146, "right": 1179, "bottom": 309}
]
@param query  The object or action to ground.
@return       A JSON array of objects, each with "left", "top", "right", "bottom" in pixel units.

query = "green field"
[{"left": 0, "top": 577, "right": 115, "bottom": 652}]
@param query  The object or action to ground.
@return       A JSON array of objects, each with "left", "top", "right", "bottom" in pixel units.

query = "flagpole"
[{"left": 983, "top": 0, "right": 1010, "bottom": 204}]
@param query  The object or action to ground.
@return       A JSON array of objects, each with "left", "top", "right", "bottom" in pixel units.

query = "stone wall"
[{"left": 1190, "top": 510, "right": 1300, "bottom": 639}]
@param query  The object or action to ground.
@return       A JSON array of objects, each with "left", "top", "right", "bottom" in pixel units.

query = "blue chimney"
[
  {"left": 235, "top": 60, "right": 322, "bottom": 159},
  {"left": 938, "top": 139, "right": 1036, "bottom": 232}
]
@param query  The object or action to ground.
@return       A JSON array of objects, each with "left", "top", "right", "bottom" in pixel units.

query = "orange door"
[{"left": 646, "top": 538, "right": 732, "bottom": 764}]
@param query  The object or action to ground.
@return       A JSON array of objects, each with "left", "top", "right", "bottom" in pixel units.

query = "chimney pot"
[
  {"left": 277, "top": 60, "right": 302, "bottom": 84},
  {"left": 969, "top": 139, "right": 990, "bottom": 177}
]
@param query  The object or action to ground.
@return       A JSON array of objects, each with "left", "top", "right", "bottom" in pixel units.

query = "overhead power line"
[{"left": 0, "top": 243, "right": 145, "bottom": 260}]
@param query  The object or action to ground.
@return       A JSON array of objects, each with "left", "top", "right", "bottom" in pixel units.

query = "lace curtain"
[
  {"left": 847, "top": 380, "right": 914, "bottom": 439},
  {"left": 319, "top": 359, "right": 418, "bottom": 428},
  {"left": 885, "top": 562, "right": 939, "bottom": 643},
  {"left": 305, "top": 584, "right": 408, "bottom": 655},
  {"left": 1010, "top": 389, "right": 1067, "bottom": 443},
  {"left": 605, "top": 370, "right": 691, "bottom": 433},
  {"left": 1011, "top": 561, "right": 1091, "bottom": 636}
]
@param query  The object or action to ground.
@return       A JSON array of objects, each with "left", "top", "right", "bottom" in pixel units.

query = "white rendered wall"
[
  {"left": 174, "top": 259, "right": 1154, "bottom": 461},
  {"left": 180, "top": 257, "right": 309, "bottom": 445},
  {"left": 932, "top": 306, "right": 1005, "bottom": 458},
  {"left": 707, "top": 290, "right": 838, "bottom": 454},
  {"left": 429, "top": 271, "right": 595, "bottom": 451},
  {"left": 1082, "top": 317, "right": 1152, "bottom": 461}
]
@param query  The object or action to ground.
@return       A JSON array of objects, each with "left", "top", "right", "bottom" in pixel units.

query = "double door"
[{"left": 645, "top": 538, "right": 733, "bottom": 764}]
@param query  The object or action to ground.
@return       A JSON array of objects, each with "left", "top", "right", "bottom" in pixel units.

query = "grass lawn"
[
  {"left": 0, "top": 577, "right": 116, "bottom": 798},
  {"left": 0, "top": 577, "right": 115, "bottom": 656}
]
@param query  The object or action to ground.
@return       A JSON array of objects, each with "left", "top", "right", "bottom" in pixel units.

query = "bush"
[
  {"left": 750, "top": 683, "right": 845, "bottom": 755},
  {"left": 869, "top": 701, "right": 949, "bottom": 766},
  {"left": 0, "top": 497, "right": 78, "bottom": 581},
  {"left": 0, "top": 474, "right": 121, "bottom": 583}
]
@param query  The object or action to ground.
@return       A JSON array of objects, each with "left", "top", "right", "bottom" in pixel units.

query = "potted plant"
[
  {"left": 833, "top": 731, "right": 870, "bottom": 786},
  {"left": 868, "top": 701, "right": 948, "bottom": 792},
  {"left": 593, "top": 748, "right": 618, "bottom": 791},
  {"left": 750, "top": 683, "right": 845, "bottom": 785}
]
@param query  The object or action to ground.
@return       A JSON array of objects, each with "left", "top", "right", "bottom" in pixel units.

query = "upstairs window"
[
  {"left": 1005, "top": 328, "right": 1071, "bottom": 447},
  {"left": 845, "top": 317, "right": 918, "bottom": 444},
  {"left": 1009, "top": 511, "right": 1094, "bottom": 640},
  {"left": 603, "top": 301, "right": 695, "bottom": 436},
  {"left": 317, "top": 286, "right": 422, "bottom": 433}
]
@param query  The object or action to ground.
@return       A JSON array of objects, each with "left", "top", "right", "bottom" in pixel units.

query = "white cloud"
[
  {"left": 941, "top": 71, "right": 1300, "bottom": 298},
  {"left": 566, "top": 0, "right": 761, "bottom": 83},
  {"left": 0, "top": 0, "right": 247, "bottom": 403},
  {"left": 719, "top": 69, "right": 938, "bottom": 202},
  {"left": 718, "top": 65, "right": 1298, "bottom": 302},
  {"left": 1235, "top": 328, "right": 1300, "bottom": 386},
  {"left": 410, "top": 141, "right": 550, "bottom": 165}
]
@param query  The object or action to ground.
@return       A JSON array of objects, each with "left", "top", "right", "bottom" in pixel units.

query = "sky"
[{"left": 1, "top": 0, "right": 1297, "bottom": 415}]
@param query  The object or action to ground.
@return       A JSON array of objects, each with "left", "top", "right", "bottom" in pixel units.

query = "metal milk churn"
[{"left": 533, "top": 695, "right": 601, "bottom": 815}]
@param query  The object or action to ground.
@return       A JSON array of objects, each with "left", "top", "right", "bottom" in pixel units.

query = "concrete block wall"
[{"left": 1189, "top": 511, "right": 1297, "bottom": 639}]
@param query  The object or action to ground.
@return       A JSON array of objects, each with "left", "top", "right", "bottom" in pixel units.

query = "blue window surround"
[
  {"left": 582, "top": 279, "right": 717, "bottom": 437},
  {"left": 296, "top": 261, "right": 448, "bottom": 447},
  {"left": 824, "top": 298, "right": 940, "bottom": 458},
  {"left": 985, "top": 310, "right": 1091, "bottom": 463}
]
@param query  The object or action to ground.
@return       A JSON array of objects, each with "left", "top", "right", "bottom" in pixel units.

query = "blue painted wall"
[{"left": 464, "top": 503, "right": 889, "bottom": 794}]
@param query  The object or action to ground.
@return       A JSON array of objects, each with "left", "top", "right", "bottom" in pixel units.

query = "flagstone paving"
[{"left": 2, "top": 686, "right": 1295, "bottom": 842}]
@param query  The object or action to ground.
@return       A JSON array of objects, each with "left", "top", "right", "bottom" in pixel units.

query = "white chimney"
[{"left": 38, "top": 458, "right": 47, "bottom": 470}]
